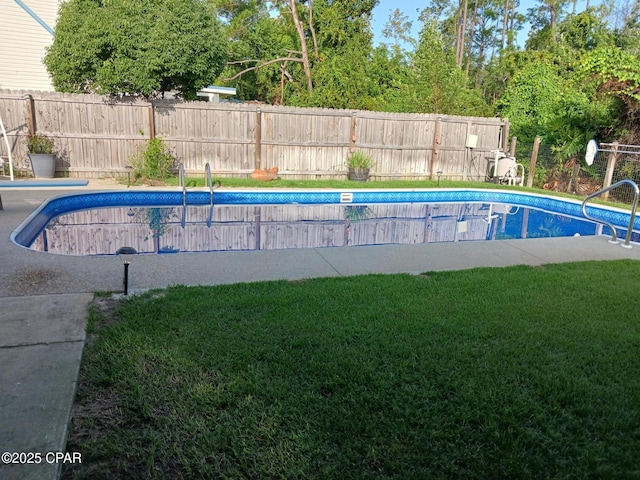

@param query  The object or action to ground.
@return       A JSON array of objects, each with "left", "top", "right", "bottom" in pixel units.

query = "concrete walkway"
[{"left": 2, "top": 183, "right": 640, "bottom": 479}]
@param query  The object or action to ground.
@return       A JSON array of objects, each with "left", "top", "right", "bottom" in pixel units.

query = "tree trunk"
[
  {"left": 308, "top": 0, "right": 319, "bottom": 59},
  {"left": 455, "top": 0, "right": 469, "bottom": 67},
  {"left": 288, "top": 0, "right": 313, "bottom": 92},
  {"left": 501, "top": 0, "right": 509, "bottom": 49},
  {"left": 466, "top": 0, "right": 479, "bottom": 78}
]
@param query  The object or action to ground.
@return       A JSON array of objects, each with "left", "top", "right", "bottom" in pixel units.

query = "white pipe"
[{"left": 0, "top": 113, "right": 14, "bottom": 181}]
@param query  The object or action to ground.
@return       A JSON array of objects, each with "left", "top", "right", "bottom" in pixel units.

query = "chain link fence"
[{"left": 515, "top": 141, "right": 640, "bottom": 205}]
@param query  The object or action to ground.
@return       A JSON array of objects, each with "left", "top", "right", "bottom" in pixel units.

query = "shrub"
[
  {"left": 130, "top": 137, "right": 176, "bottom": 181},
  {"left": 347, "top": 151, "right": 373, "bottom": 169},
  {"left": 26, "top": 134, "right": 56, "bottom": 154}
]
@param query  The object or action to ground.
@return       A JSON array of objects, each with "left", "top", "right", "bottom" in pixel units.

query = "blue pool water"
[{"left": 12, "top": 189, "right": 640, "bottom": 256}]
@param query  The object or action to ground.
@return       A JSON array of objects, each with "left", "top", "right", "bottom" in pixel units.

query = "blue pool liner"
[{"left": 11, "top": 188, "right": 638, "bottom": 249}]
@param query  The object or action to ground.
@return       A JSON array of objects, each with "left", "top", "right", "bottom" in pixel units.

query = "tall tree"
[
  {"left": 455, "top": 0, "right": 470, "bottom": 66},
  {"left": 382, "top": 8, "right": 415, "bottom": 52},
  {"left": 526, "top": 0, "right": 570, "bottom": 46},
  {"left": 45, "top": 0, "right": 228, "bottom": 98},
  {"left": 407, "top": 20, "right": 490, "bottom": 115},
  {"left": 223, "top": 0, "right": 381, "bottom": 108},
  {"left": 617, "top": 0, "right": 640, "bottom": 55}
]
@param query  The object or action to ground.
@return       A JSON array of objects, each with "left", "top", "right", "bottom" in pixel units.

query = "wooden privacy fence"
[{"left": 0, "top": 90, "right": 510, "bottom": 180}]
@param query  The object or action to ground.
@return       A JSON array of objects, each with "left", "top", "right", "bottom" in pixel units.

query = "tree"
[
  {"left": 497, "top": 54, "right": 566, "bottom": 142},
  {"left": 382, "top": 8, "right": 415, "bottom": 52},
  {"left": 44, "top": 0, "right": 228, "bottom": 98},
  {"left": 617, "top": 0, "right": 640, "bottom": 55},
  {"left": 222, "top": 0, "right": 380, "bottom": 108},
  {"left": 407, "top": 20, "right": 490, "bottom": 115},
  {"left": 528, "top": 0, "right": 570, "bottom": 31}
]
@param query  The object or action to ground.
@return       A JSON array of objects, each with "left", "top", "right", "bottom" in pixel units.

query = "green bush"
[
  {"left": 346, "top": 150, "right": 373, "bottom": 169},
  {"left": 130, "top": 137, "right": 176, "bottom": 181},
  {"left": 26, "top": 134, "right": 56, "bottom": 154}
]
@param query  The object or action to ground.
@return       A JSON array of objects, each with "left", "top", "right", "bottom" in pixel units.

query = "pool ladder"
[
  {"left": 581, "top": 179, "right": 639, "bottom": 248},
  {"left": 204, "top": 163, "right": 221, "bottom": 227},
  {"left": 178, "top": 163, "right": 220, "bottom": 227}
]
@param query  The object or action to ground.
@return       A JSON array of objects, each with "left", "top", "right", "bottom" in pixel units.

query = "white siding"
[{"left": 0, "top": 0, "right": 60, "bottom": 91}]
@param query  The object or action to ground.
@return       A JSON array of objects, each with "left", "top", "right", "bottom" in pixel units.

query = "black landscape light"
[
  {"left": 437, "top": 170, "right": 443, "bottom": 186},
  {"left": 116, "top": 246, "right": 138, "bottom": 295}
]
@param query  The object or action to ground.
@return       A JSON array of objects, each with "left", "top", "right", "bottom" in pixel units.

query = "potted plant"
[
  {"left": 346, "top": 150, "right": 374, "bottom": 181},
  {"left": 26, "top": 133, "right": 57, "bottom": 178}
]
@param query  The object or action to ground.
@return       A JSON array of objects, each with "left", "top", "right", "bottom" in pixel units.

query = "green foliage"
[
  {"left": 580, "top": 46, "right": 640, "bottom": 103},
  {"left": 617, "top": 1, "right": 640, "bottom": 56},
  {"left": 45, "top": 0, "right": 228, "bottom": 98},
  {"left": 130, "top": 138, "right": 176, "bottom": 181},
  {"left": 26, "top": 134, "right": 55, "bottom": 154},
  {"left": 497, "top": 55, "right": 566, "bottom": 142},
  {"left": 556, "top": 9, "right": 614, "bottom": 52},
  {"left": 220, "top": 3, "right": 296, "bottom": 102},
  {"left": 346, "top": 150, "right": 373, "bottom": 169},
  {"left": 387, "top": 20, "right": 491, "bottom": 116},
  {"left": 545, "top": 86, "right": 616, "bottom": 162}
]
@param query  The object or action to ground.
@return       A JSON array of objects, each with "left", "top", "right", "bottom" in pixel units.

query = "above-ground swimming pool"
[{"left": 11, "top": 188, "right": 640, "bottom": 256}]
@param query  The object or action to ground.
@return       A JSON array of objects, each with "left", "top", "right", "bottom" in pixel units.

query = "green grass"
[
  {"left": 168, "top": 176, "right": 478, "bottom": 189},
  {"left": 147, "top": 176, "right": 631, "bottom": 210},
  {"left": 64, "top": 261, "right": 640, "bottom": 479}
]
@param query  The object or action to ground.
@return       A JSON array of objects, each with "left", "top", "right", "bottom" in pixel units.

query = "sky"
[{"left": 370, "top": 0, "right": 603, "bottom": 48}]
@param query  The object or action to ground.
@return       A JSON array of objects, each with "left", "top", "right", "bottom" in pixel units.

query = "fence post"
[
  {"left": 509, "top": 136, "right": 517, "bottom": 156},
  {"left": 350, "top": 112, "right": 357, "bottom": 153},
  {"left": 602, "top": 141, "right": 618, "bottom": 201},
  {"left": 24, "top": 94, "right": 36, "bottom": 135},
  {"left": 502, "top": 119, "right": 510, "bottom": 151},
  {"left": 430, "top": 120, "right": 442, "bottom": 180},
  {"left": 254, "top": 107, "right": 262, "bottom": 170},
  {"left": 148, "top": 104, "right": 155, "bottom": 140},
  {"left": 527, "top": 136, "right": 540, "bottom": 188}
]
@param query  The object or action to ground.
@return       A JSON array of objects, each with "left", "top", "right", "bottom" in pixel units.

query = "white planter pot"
[{"left": 28, "top": 153, "right": 57, "bottom": 178}]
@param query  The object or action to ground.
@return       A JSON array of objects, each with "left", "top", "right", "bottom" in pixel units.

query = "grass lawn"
[
  {"left": 64, "top": 260, "right": 640, "bottom": 479},
  {"left": 153, "top": 176, "right": 631, "bottom": 210},
  {"left": 169, "top": 176, "right": 521, "bottom": 191}
]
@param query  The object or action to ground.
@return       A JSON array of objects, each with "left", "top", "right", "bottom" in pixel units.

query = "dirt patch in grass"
[{"left": 90, "top": 295, "right": 122, "bottom": 326}]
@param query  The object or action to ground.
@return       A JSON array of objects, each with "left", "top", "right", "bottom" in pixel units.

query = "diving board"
[{"left": 0, "top": 179, "right": 89, "bottom": 188}]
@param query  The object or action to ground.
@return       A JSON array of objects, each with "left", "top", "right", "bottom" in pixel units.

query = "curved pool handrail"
[
  {"left": 204, "top": 163, "right": 213, "bottom": 227},
  {"left": 582, "top": 179, "right": 639, "bottom": 248},
  {"left": 179, "top": 162, "right": 186, "bottom": 205},
  {"left": 205, "top": 163, "right": 212, "bottom": 205}
]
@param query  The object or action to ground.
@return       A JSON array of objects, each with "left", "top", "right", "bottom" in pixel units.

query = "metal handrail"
[
  {"left": 205, "top": 162, "right": 213, "bottom": 206},
  {"left": 204, "top": 163, "right": 213, "bottom": 227},
  {"left": 203, "top": 163, "right": 221, "bottom": 227},
  {"left": 581, "top": 179, "right": 639, "bottom": 248},
  {"left": 179, "top": 163, "right": 186, "bottom": 228},
  {"left": 178, "top": 163, "right": 186, "bottom": 205}
]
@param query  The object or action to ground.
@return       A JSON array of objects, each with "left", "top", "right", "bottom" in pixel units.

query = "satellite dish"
[{"left": 585, "top": 139, "right": 598, "bottom": 166}]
